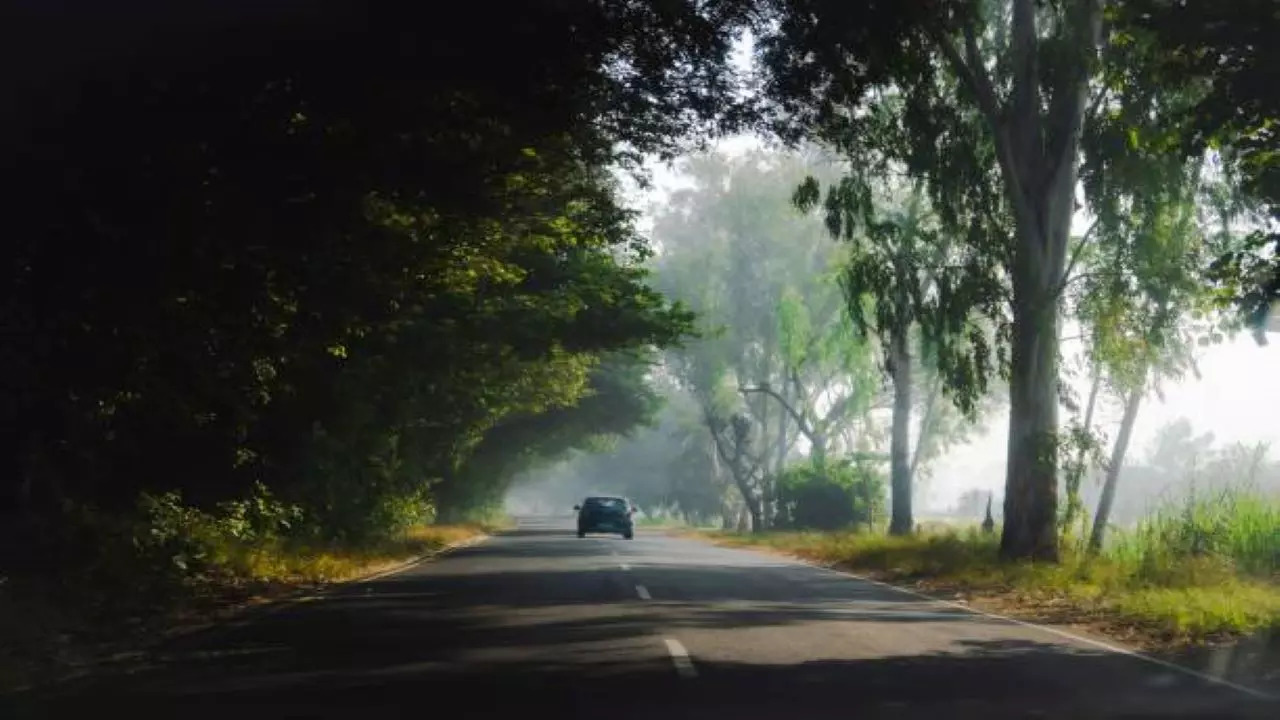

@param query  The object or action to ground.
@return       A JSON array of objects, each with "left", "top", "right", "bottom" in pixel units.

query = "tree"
[
  {"left": 1118, "top": 1, "right": 1280, "bottom": 340},
  {"left": 653, "top": 150, "right": 886, "bottom": 530},
  {"left": 1145, "top": 419, "right": 1217, "bottom": 483},
  {"left": 756, "top": 0, "right": 1107, "bottom": 558},
  {"left": 788, "top": 74, "right": 1007, "bottom": 536},
  {"left": 1, "top": 1, "right": 749, "bottom": 548},
  {"left": 1070, "top": 47, "right": 1230, "bottom": 551},
  {"left": 797, "top": 155, "right": 1005, "bottom": 535},
  {"left": 911, "top": 0, "right": 1103, "bottom": 560},
  {"left": 755, "top": 0, "right": 1258, "bottom": 559}
]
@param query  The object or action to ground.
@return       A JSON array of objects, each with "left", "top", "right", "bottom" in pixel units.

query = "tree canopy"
[{"left": 1, "top": 1, "right": 753, "bottom": 552}]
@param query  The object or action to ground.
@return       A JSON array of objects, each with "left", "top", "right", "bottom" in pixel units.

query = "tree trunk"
[
  {"left": 757, "top": 383, "right": 775, "bottom": 527},
  {"left": 1000, "top": 277, "right": 1063, "bottom": 561},
  {"left": 1063, "top": 361, "right": 1103, "bottom": 539},
  {"left": 908, "top": 378, "right": 940, "bottom": 480},
  {"left": 1078, "top": 363, "right": 1103, "bottom": 465},
  {"left": 708, "top": 416, "right": 764, "bottom": 533},
  {"left": 809, "top": 434, "right": 827, "bottom": 469},
  {"left": 889, "top": 326, "right": 914, "bottom": 535},
  {"left": 931, "top": 0, "right": 1101, "bottom": 562},
  {"left": 1089, "top": 387, "right": 1143, "bottom": 553}
]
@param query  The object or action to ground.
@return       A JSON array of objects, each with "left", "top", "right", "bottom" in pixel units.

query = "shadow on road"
[
  {"left": 8, "top": 631, "right": 1271, "bottom": 719},
  {"left": 4, "top": 531, "right": 1274, "bottom": 719}
]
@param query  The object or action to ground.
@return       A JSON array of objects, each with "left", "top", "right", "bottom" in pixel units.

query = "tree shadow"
[
  {"left": 9, "top": 632, "right": 1272, "bottom": 720},
  {"left": 5, "top": 534, "right": 1275, "bottom": 719}
]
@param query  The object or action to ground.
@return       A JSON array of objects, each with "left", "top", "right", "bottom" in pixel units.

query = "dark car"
[{"left": 574, "top": 496, "right": 634, "bottom": 539}]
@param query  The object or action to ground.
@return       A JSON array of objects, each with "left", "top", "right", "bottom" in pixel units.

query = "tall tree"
[
  {"left": 791, "top": 80, "right": 1005, "bottom": 536},
  {"left": 754, "top": 0, "right": 1251, "bottom": 559},
  {"left": 654, "top": 150, "right": 883, "bottom": 529}
]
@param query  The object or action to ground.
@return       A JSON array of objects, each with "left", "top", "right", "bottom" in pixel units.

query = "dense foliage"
[
  {"left": 773, "top": 458, "right": 886, "bottom": 530},
  {"left": 1, "top": 2, "right": 752, "bottom": 571}
]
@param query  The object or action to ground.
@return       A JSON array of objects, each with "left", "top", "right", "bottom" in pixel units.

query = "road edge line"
[
  {"left": 358, "top": 533, "right": 490, "bottom": 584},
  {"left": 799, "top": 558, "right": 1277, "bottom": 702}
]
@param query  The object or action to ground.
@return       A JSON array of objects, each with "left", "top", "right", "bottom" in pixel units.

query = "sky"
[{"left": 624, "top": 134, "right": 1280, "bottom": 513}]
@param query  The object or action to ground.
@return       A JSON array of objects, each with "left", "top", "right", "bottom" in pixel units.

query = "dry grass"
[{"left": 208, "top": 523, "right": 490, "bottom": 585}]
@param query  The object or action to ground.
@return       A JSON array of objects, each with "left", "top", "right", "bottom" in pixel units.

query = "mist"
[{"left": 509, "top": 138, "right": 1280, "bottom": 531}]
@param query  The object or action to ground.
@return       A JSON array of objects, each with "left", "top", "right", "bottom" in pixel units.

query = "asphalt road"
[{"left": 8, "top": 518, "right": 1276, "bottom": 719}]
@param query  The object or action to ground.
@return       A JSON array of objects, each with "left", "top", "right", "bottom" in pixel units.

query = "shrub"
[{"left": 773, "top": 458, "right": 886, "bottom": 530}]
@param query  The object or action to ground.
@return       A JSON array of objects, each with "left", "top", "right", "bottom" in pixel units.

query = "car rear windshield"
[{"left": 584, "top": 497, "right": 627, "bottom": 511}]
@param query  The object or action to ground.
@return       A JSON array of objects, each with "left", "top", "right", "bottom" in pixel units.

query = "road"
[{"left": 7, "top": 518, "right": 1275, "bottom": 718}]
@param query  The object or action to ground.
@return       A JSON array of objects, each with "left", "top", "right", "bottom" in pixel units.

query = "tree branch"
[
  {"left": 909, "top": 378, "right": 943, "bottom": 478},
  {"left": 1008, "top": 0, "right": 1042, "bottom": 165},
  {"left": 928, "top": 14, "right": 1036, "bottom": 247},
  {"left": 928, "top": 21, "right": 1001, "bottom": 132},
  {"left": 1044, "top": 0, "right": 1104, "bottom": 253},
  {"left": 740, "top": 384, "right": 814, "bottom": 443},
  {"left": 1053, "top": 217, "right": 1101, "bottom": 298},
  {"left": 704, "top": 410, "right": 765, "bottom": 502}
]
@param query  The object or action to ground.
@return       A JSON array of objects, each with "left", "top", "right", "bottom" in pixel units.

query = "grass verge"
[{"left": 690, "top": 522, "right": 1280, "bottom": 649}]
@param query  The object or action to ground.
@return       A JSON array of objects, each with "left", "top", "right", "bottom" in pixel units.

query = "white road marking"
[
  {"left": 620, "top": 563, "right": 631, "bottom": 571},
  {"left": 664, "top": 638, "right": 698, "bottom": 679},
  {"left": 795, "top": 561, "right": 1277, "bottom": 701},
  {"left": 635, "top": 584, "right": 651, "bottom": 600},
  {"left": 360, "top": 534, "right": 490, "bottom": 583}
]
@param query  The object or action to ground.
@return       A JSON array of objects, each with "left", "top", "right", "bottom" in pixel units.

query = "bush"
[{"left": 773, "top": 458, "right": 886, "bottom": 530}]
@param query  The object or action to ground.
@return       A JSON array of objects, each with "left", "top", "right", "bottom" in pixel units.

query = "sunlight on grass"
[
  {"left": 696, "top": 490, "right": 1280, "bottom": 643},
  {"left": 207, "top": 523, "right": 490, "bottom": 585}
]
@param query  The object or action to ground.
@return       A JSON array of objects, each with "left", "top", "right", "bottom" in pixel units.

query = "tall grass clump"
[{"left": 1114, "top": 487, "right": 1280, "bottom": 583}]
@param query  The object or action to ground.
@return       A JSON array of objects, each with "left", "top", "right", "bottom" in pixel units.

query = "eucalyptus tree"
[
  {"left": 653, "top": 149, "right": 883, "bottom": 529},
  {"left": 755, "top": 0, "right": 1107, "bottom": 557},
  {"left": 1063, "top": 34, "right": 1239, "bottom": 551},
  {"left": 754, "top": 0, "right": 1252, "bottom": 559}
]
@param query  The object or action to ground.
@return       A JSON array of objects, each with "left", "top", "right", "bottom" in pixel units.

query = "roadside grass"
[
  {"left": 696, "top": 490, "right": 1280, "bottom": 646},
  {"left": 203, "top": 523, "right": 490, "bottom": 585}
]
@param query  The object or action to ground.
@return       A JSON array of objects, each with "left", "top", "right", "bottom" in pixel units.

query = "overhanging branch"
[{"left": 928, "top": 22, "right": 1001, "bottom": 131}]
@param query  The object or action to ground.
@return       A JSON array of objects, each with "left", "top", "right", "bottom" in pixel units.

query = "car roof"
[{"left": 585, "top": 496, "right": 627, "bottom": 502}]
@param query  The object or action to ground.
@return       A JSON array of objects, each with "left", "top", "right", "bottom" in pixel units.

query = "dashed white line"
[
  {"left": 664, "top": 638, "right": 698, "bottom": 679},
  {"left": 635, "top": 584, "right": 651, "bottom": 600},
  {"left": 620, "top": 563, "right": 631, "bottom": 571}
]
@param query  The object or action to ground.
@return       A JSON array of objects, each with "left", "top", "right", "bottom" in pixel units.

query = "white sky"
[
  {"left": 626, "top": 134, "right": 1280, "bottom": 512},
  {"left": 937, "top": 336, "right": 1280, "bottom": 510}
]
